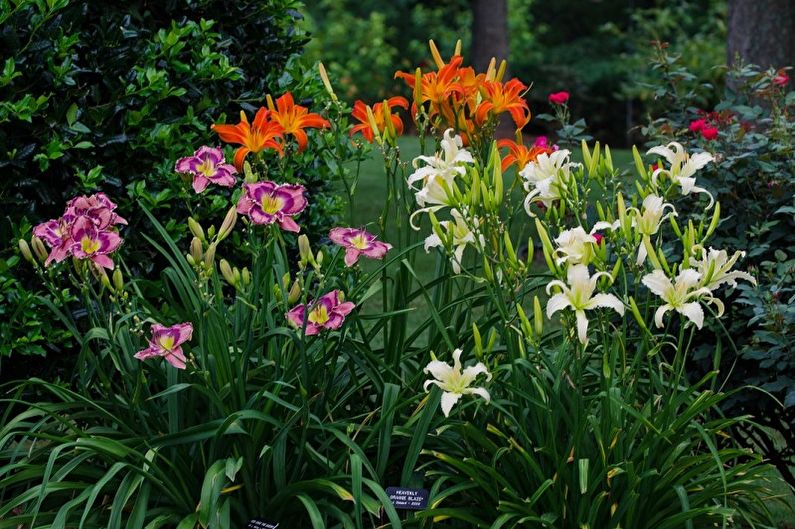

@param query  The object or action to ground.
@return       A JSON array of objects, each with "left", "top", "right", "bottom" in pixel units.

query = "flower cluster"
[{"left": 33, "top": 193, "right": 125, "bottom": 269}]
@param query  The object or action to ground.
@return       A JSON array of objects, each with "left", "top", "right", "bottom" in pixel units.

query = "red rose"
[
  {"left": 700, "top": 126, "right": 719, "bottom": 140},
  {"left": 688, "top": 118, "right": 706, "bottom": 132},
  {"left": 548, "top": 91, "right": 570, "bottom": 105}
]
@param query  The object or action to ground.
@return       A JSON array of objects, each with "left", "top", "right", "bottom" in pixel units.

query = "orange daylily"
[
  {"left": 212, "top": 108, "right": 284, "bottom": 170},
  {"left": 395, "top": 55, "right": 466, "bottom": 109},
  {"left": 350, "top": 97, "right": 409, "bottom": 143},
  {"left": 497, "top": 139, "right": 553, "bottom": 172},
  {"left": 475, "top": 78, "right": 531, "bottom": 129},
  {"left": 267, "top": 92, "right": 330, "bottom": 151}
]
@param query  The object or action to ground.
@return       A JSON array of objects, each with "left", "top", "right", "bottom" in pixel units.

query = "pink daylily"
[
  {"left": 33, "top": 218, "right": 73, "bottom": 265},
  {"left": 134, "top": 322, "right": 194, "bottom": 369},
  {"left": 286, "top": 290, "right": 355, "bottom": 335},
  {"left": 69, "top": 216, "right": 122, "bottom": 269},
  {"left": 64, "top": 192, "right": 127, "bottom": 229},
  {"left": 236, "top": 181, "right": 307, "bottom": 232},
  {"left": 329, "top": 227, "right": 392, "bottom": 266},
  {"left": 175, "top": 146, "right": 237, "bottom": 194}
]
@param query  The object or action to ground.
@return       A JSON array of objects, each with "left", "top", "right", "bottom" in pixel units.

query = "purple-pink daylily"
[
  {"left": 69, "top": 216, "right": 122, "bottom": 269},
  {"left": 236, "top": 181, "right": 307, "bottom": 232},
  {"left": 134, "top": 322, "right": 194, "bottom": 369},
  {"left": 63, "top": 192, "right": 127, "bottom": 229},
  {"left": 329, "top": 227, "right": 392, "bottom": 266},
  {"left": 175, "top": 146, "right": 237, "bottom": 194},
  {"left": 286, "top": 290, "right": 355, "bottom": 335},
  {"left": 33, "top": 218, "right": 73, "bottom": 265}
]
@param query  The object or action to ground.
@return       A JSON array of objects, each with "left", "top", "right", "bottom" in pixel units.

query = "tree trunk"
[
  {"left": 727, "top": 0, "right": 795, "bottom": 69},
  {"left": 471, "top": 0, "right": 509, "bottom": 73}
]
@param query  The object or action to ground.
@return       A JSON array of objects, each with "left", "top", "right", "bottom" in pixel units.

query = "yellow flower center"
[
  {"left": 197, "top": 159, "right": 216, "bottom": 177},
  {"left": 80, "top": 236, "right": 101, "bottom": 255},
  {"left": 349, "top": 234, "right": 369, "bottom": 250},
  {"left": 308, "top": 305, "right": 330, "bottom": 325},
  {"left": 158, "top": 335, "right": 175, "bottom": 351},
  {"left": 260, "top": 195, "right": 285, "bottom": 215}
]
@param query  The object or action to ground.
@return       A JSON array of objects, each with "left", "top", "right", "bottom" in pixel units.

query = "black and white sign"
[
  {"left": 385, "top": 487, "right": 429, "bottom": 510},
  {"left": 246, "top": 519, "right": 279, "bottom": 529}
]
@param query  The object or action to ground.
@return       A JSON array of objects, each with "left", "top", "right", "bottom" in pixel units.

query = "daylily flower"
[
  {"left": 175, "top": 146, "right": 237, "bottom": 194},
  {"left": 475, "top": 78, "right": 531, "bottom": 129},
  {"left": 423, "top": 348, "right": 491, "bottom": 417},
  {"left": 647, "top": 142, "right": 714, "bottom": 207},
  {"left": 554, "top": 223, "right": 615, "bottom": 265},
  {"left": 267, "top": 92, "right": 330, "bottom": 151},
  {"left": 692, "top": 247, "right": 756, "bottom": 292},
  {"left": 69, "top": 216, "right": 122, "bottom": 269},
  {"left": 496, "top": 138, "right": 553, "bottom": 172},
  {"left": 286, "top": 290, "right": 355, "bottom": 335},
  {"left": 642, "top": 268, "right": 722, "bottom": 329},
  {"left": 629, "top": 194, "right": 677, "bottom": 265},
  {"left": 33, "top": 218, "right": 73, "bottom": 265},
  {"left": 212, "top": 108, "right": 284, "bottom": 170},
  {"left": 408, "top": 129, "right": 473, "bottom": 212},
  {"left": 546, "top": 264, "right": 625, "bottom": 344},
  {"left": 548, "top": 91, "right": 570, "bottom": 105},
  {"left": 134, "top": 322, "right": 193, "bottom": 370},
  {"left": 395, "top": 55, "right": 465, "bottom": 109},
  {"left": 63, "top": 193, "right": 127, "bottom": 229},
  {"left": 329, "top": 227, "right": 392, "bottom": 266},
  {"left": 350, "top": 97, "right": 409, "bottom": 143},
  {"left": 424, "top": 208, "right": 483, "bottom": 274},
  {"left": 521, "top": 149, "right": 580, "bottom": 212},
  {"left": 236, "top": 181, "right": 307, "bottom": 232}
]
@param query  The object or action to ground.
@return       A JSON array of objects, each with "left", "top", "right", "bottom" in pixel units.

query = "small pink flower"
[
  {"left": 592, "top": 233, "right": 604, "bottom": 245},
  {"left": 69, "top": 216, "right": 122, "bottom": 269},
  {"left": 700, "top": 126, "right": 719, "bottom": 141},
  {"left": 329, "top": 227, "right": 392, "bottom": 266},
  {"left": 688, "top": 118, "right": 706, "bottom": 132},
  {"left": 286, "top": 290, "right": 355, "bottom": 335},
  {"left": 773, "top": 69, "right": 789, "bottom": 87},
  {"left": 237, "top": 181, "right": 307, "bottom": 232},
  {"left": 533, "top": 136, "right": 549, "bottom": 148},
  {"left": 134, "top": 322, "right": 193, "bottom": 369},
  {"left": 175, "top": 146, "right": 237, "bottom": 193},
  {"left": 33, "top": 218, "right": 73, "bottom": 265},
  {"left": 548, "top": 91, "right": 570, "bottom": 105}
]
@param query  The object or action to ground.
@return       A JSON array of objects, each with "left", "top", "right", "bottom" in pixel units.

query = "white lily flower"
[
  {"left": 647, "top": 142, "right": 715, "bottom": 207},
  {"left": 521, "top": 150, "right": 581, "bottom": 213},
  {"left": 692, "top": 247, "right": 757, "bottom": 292},
  {"left": 424, "top": 208, "right": 483, "bottom": 274},
  {"left": 408, "top": 128, "right": 473, "bottom": 208},
  {"left": 423, "top": 348, "right": 491, "bottom": 417},
  {"left": 546, "top": 264, "right": 625, "bottom": 344},
  {"left": 554, "top": 222, "right": 615, "bottom": 265},
  {"left": 629, "top": 194, "right": 677, "bottom": 265},
  {"left": 641, "top": 268, "right": 723, "bottom": 329}
]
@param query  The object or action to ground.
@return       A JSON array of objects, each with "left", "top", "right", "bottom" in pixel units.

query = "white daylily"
[
  {"left": 408, "top": 128, "right": 473, "bottom": 209},
  {"left": 692, "top": 247, "right": 757, "bottom": 292},
  {"left": 629, "top": 194, "right": 677, "bottom": 265},
  {"left": 424, "top": 208, "right": 483, "bottom": 274},
  {"left": 641, "top": 268, "right": 723, "bottom": 329},
  {"left": 554, "top": 222, "right": 615, "bottom": 265},
  {"left": 546, "top": 264, "right": 625, "bottom": 344},
  {"left": 521, "top": 150, "right": 581, "bottom": 213},
  {"left": 647, "top": 142, "right": 715, "bottom": 207},
  {"left": 423, "top": 348, "right": 491, "bottom": 417}
]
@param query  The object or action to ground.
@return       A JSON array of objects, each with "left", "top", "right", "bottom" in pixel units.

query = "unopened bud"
[
  {"left": 218, "top": 206, "right": 238, "bottom": 241},
  {"left": 241, "top": 267, "right": 251, "bottom": 286},
  {"left": 112, "top": 269, "right": 124, "bottom": 291},
  {"left": 318, "top": 62, "right": 338, "bottom": 101},
  {"left": 220, "top": 259, "right": 236, "bottom": 285},
  {"left": 533, "top": 295, "right": 544, "bottom": 337},
  {"left": 207, "top": 225, "right": 216, "bottom": 239},
  {"left": 18, "top": 239, "right": 35, "bottom": 266},
  {"left": 190, "top": 237, "right": 203, "bottom": 262},
  {"left": 31, "top": 236, "right": 48, "bottom": 262},
  {"left": 288, "top": 281, "right": 301, "bottom": 304},
  {"left": 298, "top": 235, "right": 313, "bottom": 268},
  {"left": 243, "top": 161, "right": 257, "bottom": 183},
  {"left": 203, "top": 242, "right": 217, "bottom": 268},
  {"left": 188, "top": 217, "right": 205, "bottom": 242},
  {"left": 99, "top": 270, "right": 111, "bottom": 290},
  {"left": 186, "top": 253, "right": 196, "bottom": 266}
]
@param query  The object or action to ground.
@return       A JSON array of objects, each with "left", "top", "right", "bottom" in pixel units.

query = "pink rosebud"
[
  {"left": 236, "top": 181, "right": 307, "bottom": 232},
  {"left": 548, "top": 91, "right": 570, "bottom": 105},
  {"left": 329, "top": 227, "right": 392, "bottom": 266},
  {"left": 286, "top": 290, "right": 355, "bottom": 335},
  {"left": 700, "top": 126, "right": 719, "bottom": 141},
  {"left": 688, "top": 118, "right": 706, "bottom": 132},
  {"left": 175, "top": 146, "right": 237, "bottom": 194},
  {"left": 134, "top": 322, "right": 193, "bottom": 369},
  {"left": 773, "top": 69, "right": 789, "bottom": 87},
  {"left": 592, "top": 233, "right": 604, "bottom": 246}
]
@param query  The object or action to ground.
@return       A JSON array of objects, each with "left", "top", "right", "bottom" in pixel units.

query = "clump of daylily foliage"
[{"left": 7, "top": 39, "right": 781, "bottom": 529}]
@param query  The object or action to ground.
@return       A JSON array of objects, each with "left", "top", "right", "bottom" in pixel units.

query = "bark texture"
[
  {"left": 471, "top": 0, "right": 509, "bottom": 73},
  {"left": 727, "top": 0, "right": 795, "bottom": 69}
]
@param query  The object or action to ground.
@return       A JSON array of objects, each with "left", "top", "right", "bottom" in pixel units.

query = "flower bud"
[
  {"left": 365, "top": 105, "right": 382, "bottom": 145},
  {"left": 18, "top": 239, "right": 36, "bottom": 266},
  {"left": 472, "top": 322, "right": 483, "bottom": 357},
  {"left": 243, "top": 161, "right": 257, "bottom": 183},
  {"left": 190, "top": 237, "right": 203, "bottom": 262},
  {"left": 188, "top": 217, "right": 205, "bottom": 242},
  {"left": 272, "top": 283, "right": 283, "bottom": 302},
  {"left": 203, "top": 242, "right": 217, "bottom": 268},
  {"left": 533, "top": 295, "right": 544, "bottom": 337},
  {"left": 112, "top": 269, "right": 124, "bottom": 291},
  {"left": 298, "top": 235, "right": 314, "bottom": 268},
  {"left": 288, "top": 280, "right": 301, "bottom": 304},
  {"left": 31, "top": 236, "right": 48, "bottom": 262},
  {"left": 186, "top": 253, "right": 196, "bottom": 266},
  {"left": 218, "top": 206, "right": 238, "bottom": 242},
  {"left": 220, "top": 259, "right": 236, "bottom": 286},
  {"left": 207, "top": 225, "right": 216, "bottom": 239},
  {"left": 318, "top": 62, "right": 338, "bottom": 102},
  {"left": 241, "top": 267, "right": 251, "bottom": 286}
]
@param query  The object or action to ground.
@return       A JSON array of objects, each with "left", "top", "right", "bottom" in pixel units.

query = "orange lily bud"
[
  {"left": 318, "top": 62, "right": 338, "bottom": 101},
  {"left": 266, "top": 94, "right": 275, "bottom": 112},
  {"left": 428, "top": 39, "right": 444, "bottom": 69}
]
